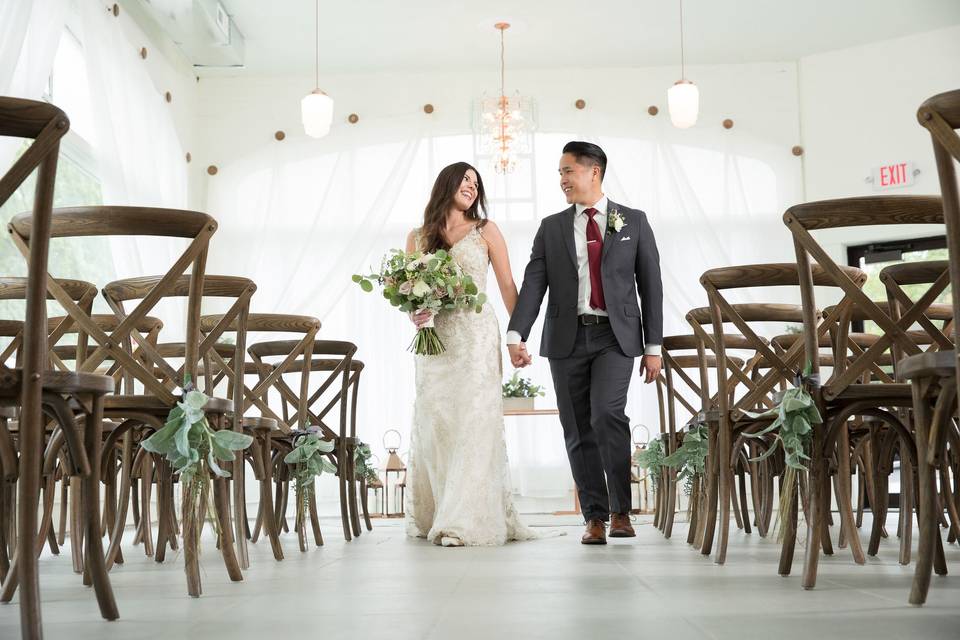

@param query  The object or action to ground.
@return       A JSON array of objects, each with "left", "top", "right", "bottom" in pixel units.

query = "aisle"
[{"left": 1, "top": 515, "right": 958, "bottom": 640}]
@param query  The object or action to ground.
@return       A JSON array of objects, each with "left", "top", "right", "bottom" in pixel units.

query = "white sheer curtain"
[
  {"left": 76, "top": 0, "right": 190, "bottom": 328},
  {"left": 203, "top": 118, "right": 801, "bottom": 504},
  {"left": 0, "top": 0, "right": 68, "bottom": 170}
]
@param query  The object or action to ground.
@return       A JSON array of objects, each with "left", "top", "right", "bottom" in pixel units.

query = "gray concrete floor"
[{"left": 1, "top": 514, "right": 958, "bottom": 639}]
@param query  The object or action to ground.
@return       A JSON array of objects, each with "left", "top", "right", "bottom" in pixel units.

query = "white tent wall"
[{"left": 16, "top": 11, "right": 956, "bottom": 510}]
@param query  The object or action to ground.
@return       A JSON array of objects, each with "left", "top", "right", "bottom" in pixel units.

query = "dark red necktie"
[{"left": 584, "top": 207, "right": 606, "bottom": 311}]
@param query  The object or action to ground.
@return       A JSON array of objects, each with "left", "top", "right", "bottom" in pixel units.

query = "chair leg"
[
  {"left": 309, "top": 491, "right": 324, "bottom": 547},
  {"left": 232, "top": 453, "right": 249, "bottom": 570},
  {"left": 105, "top": 431, "right": 134, "bottom": 570},
  {"left": 778, "top": 472, "right": 798, "bottom": 576},
  {"left": 57, "top": 475, "right": 68, "bottom": 545},
  {"left": 910, "top": 377, "right": 939, "bottom": 605},
  {"left": 214, "top": 476, "right": 244, "bottom": 583},
  {"left": 900, "top": 449, "right": 915, "bottom": 566},
  {"left": 700, "top": 426, "right": 719, "bottom": 556},
  {"left": 69, "top": 476, "right": 84, "bottom": 573},
  {"left": 256, "top": 437, "right": 283, "bottom": 560},
  {"left": 737, "top": 465, "right": 751, "bottom": 535},
  {"left": 802, "top": 426, "right": 826, "bottom": 590},
  {"left": 835, "top": 424, "right": 865, "bottom": 564},
  {"left": 81, "top": 395, "right": 119, "bottom": 620},
  {"left": 360, "top": 479, "right": 373, "bottom": 532},
  {"left": 715, "top": 426, "right": 732, "bottom": 565},
  {"left": 347, "top": 445, "right": 362, "bottom": 538}
]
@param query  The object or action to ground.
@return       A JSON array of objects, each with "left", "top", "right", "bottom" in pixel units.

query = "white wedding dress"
[{"left": 405, "top": 224, "right": 539, "bottom": 545}]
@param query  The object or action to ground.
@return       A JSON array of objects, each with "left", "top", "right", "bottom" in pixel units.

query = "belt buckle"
[{"left": 583, "top": 314, "right": 597, "bottom": 325}]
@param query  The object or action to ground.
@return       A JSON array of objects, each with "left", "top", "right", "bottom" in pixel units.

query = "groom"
[{"left": 506, "top": 141, "right": 663, "bottom": 545}]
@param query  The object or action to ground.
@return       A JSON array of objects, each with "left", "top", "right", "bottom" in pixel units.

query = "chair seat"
[
  {"left": 103, "top": 394, "right": 232, "bottom": 414},
  {"left": 0, "top": 369, "right": 114, "bottom": 400},
  {"left": 826, "top": 383, "right": 914, "bottom": 401},
  {"left": 899, "top": 351, "right": 957, "bottom": 380},
  {"left": 240, "top": 415, "right": 279, "bottom": 431}
]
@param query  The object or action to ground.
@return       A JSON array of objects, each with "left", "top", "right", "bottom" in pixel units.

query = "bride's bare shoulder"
[{"left": 405, "top": 227, "right": 422, "bottom": 252}]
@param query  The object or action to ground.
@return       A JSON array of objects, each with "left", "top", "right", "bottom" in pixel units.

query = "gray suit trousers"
[{"left": 549, "top": 322, "right": 634, "bottom": 521}]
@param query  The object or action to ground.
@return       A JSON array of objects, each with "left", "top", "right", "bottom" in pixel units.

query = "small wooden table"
[{"left": 502, "top": 408, "right": 581, "bottom": 515}]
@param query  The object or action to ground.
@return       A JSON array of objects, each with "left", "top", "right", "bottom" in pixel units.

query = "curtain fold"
[
  {"left": 204, "top": 122, "right": 797, "bottom": 502},
  {"left": 0, "top": 0, "right": 68, "bottom": 171}
]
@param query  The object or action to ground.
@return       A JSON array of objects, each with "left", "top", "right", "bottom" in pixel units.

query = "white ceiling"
[{"left": 206, "top": 0, "right": 960, "bottom": 76}]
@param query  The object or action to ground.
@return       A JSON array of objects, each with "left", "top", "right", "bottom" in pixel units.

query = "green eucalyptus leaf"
[{"left": 212, "top": 430, "right": 254, "bottom": 451}]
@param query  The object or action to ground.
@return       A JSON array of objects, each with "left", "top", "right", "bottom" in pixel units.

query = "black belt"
[{"left": 578, "top": 314, "right": 609, "bottom": 325}]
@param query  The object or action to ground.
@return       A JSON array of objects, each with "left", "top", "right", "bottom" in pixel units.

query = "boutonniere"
[{"left": 608, "top": 208, "right": 626, "bottom": 234}]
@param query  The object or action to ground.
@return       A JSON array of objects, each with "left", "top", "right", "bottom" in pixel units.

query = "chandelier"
[
  {"left": 476, "top": 22, "right": 536, "bottom": 174},
  {"left": 301, "top": 0, "right": 334, "bottom": 138}
]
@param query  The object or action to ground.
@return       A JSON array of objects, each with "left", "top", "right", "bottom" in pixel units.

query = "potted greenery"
[{"left": 502, "top": 370, "right": 546, "bottom": 412}]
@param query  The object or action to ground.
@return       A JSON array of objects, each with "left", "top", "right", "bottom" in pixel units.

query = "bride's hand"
[
  {"left": 508, "top": 343, "right": 532, "bottom": 368},
  {"left": 410, "top": 310, "right": 433, "bottom": 328}
]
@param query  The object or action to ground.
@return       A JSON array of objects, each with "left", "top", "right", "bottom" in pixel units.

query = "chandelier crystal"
[{"left": 476, "top": 23, "right": 535, "bottom": 174}]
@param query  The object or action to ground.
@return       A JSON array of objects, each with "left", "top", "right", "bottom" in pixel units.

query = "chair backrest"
[
  {"left": 699, "top": 262, "right": 866, "bottom": 418},
  {"left": 246, "top": 337, "right": 355, "bottom": 438},
  {"left": 103, "top": 274, "right": 254, "bottom": 427},
  {"left": 918, "top": 89, "right": 960, "bottom": 398},
  {"left": 878, "top": 261, "right": 954, "bottom": 382},
  {"left": 784, "top": 196, "right": 942, "bottom": 399},
  {"left": 8, "top": 206, "right": 218, "bottom": 404},
  {"left": 0, "top": 277, "right": 97, "bottom": 367},
  {"left": 211, "top": 313, "right": 321, "bottom": 432}
]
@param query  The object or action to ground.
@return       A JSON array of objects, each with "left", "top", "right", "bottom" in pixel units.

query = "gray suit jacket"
[{"left": 508, "top": 200, "right": 663, "bottom": 359}]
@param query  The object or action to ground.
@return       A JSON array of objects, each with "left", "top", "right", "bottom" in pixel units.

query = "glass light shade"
[
  {"left": 301, "top": 89, "right": 334, "bottom": 138},
  {"left": 667, "top": 80, "right": 699, "bottom": 129}
]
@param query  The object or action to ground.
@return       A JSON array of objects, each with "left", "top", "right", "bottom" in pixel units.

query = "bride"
[{"left": 403, "top": 161, "right": 538, "bottom": 547}]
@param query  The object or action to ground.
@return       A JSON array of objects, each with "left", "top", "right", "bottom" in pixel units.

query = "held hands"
[
  {"left": 508, "top": 342, "right": 533, "bottom": 368},
  {"left": 640, "top": 355, "right": 662, "bottom": 384},
  {"left": 410, "top": 310, "right": 433, "bottom": 329}
]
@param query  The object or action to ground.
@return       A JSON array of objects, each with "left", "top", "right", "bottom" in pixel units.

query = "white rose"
[
  {"left": 411, "top": 280, "right": 432, "bottom": 298},
  {"left": 398, "top": 280, "right": 414, "bottom": 295}
]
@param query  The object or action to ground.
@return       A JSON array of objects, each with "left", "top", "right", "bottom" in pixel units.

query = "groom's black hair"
[{"left": 562, "top": 141, "right": 607, "bottom": 181}]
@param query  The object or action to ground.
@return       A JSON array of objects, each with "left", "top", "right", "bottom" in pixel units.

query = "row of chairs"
[
  {"left": 648, "top": 88, "right": 960, "bottom": 605},
  {"left": 0, "top": 96, "right": 376, "bottom": 639}
]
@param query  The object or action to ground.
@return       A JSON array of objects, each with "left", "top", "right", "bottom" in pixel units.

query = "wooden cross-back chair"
[
  {"left": 103, "top": 274, "right": 260, "bottom": 570},
  {"left": 784, "top": 195, "right": 945, "bottom": 590},
  {"left": 657, "top": 333, "right": 752, "bottom": 543},
  {"left": 903, "top": 89, "right": 960, "bottom": 606},
  {"left": 770, "top": 323, "right": 908, "bottom": 559},
  {"left": 247, "top": 339, "right": 359, "bottom": 543},
  {"left": 0, "top": 97, "right": 118, "bottom": 637},
  {"left": 203, "top": 313, "right": 321, "bottom": 432},
  {"left": 8, "top": 205, "right": 243, "bottom": 599},
  {"left": 698, "top": 262, "right": 868, "bottom": 574}
]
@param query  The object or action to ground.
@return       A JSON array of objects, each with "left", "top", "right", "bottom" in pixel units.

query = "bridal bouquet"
[{"left": 353, "top": 248, "right": 486, "bottom": 355}]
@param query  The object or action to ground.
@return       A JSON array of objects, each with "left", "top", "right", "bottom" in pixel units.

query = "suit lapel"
[
  {"left": 561, "top": 205, "right": 578, "bottom": 271},
  {"left": 601, "top": 199, "right": 619, "bottom": 266}
]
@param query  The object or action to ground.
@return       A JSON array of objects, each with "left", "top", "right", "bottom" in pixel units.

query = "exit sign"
[{"left": 870, "top": 162, "right": 917, "bottom": 190}]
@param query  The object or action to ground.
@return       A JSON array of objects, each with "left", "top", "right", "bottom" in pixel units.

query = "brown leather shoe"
[
  {"left": 609, "top": 513, "right": 636, "bottom": 538},
  {"left": 581, "top": 519, "right": 607, "bottom": 545}
]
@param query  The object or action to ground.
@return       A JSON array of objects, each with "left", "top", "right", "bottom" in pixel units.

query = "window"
[
  {"left": 847, "top": 236, "right": 950, "bottom": 334},
  {"left": 0, "top": 18, "right": 114, "bottom": 341}
]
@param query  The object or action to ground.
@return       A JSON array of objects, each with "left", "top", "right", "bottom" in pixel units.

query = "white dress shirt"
[{"left": 506, "top": 194, "right": 661, "bottom": 357}]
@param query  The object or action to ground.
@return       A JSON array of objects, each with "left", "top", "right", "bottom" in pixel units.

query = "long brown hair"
[{"left": 420, "top": 162, "right": 488, "bottom": 253}]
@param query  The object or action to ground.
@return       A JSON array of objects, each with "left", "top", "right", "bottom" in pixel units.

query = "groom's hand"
[
  {"left": 508, "top": 343, "right": 532, "bottom": 368},
  {"left": 640, "top": 355, "right": 662, "bottom": 384}
]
